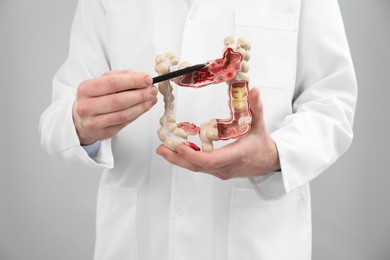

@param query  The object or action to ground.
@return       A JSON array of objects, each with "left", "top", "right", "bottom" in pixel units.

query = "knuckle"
[
  {"left": 129, "top": 73, "right": 147, "bottom": 89},
  {"left": 108, "top": 76, "right": 120, "bottom": 93},
  {"left": 100, "top": 114, "right": 112, "bottom": 127},
  {"left": 140, "top": 89, "right": 150, "bottom": 102},
  {"left": 111, "top": 94, "right": 126, "bottom": 109},
  {"left": 127, "top": 76, "right": 137, "bottom": 89},
  {"left": 76, "top": 104, "right": 89, "bottom": 117},
  {"left": 92, "top": 110, "right": 129, "bottom": 130},
  {"left": 77, "top": 79, "right": 91, "bottom": 96},
  {"left": 204, "top": 159, "right": 216, "bottom": 170},
  {"left": 191, "top": 165, "right": 201, "bottom": 172},
  {"left": 116, "top": 110, "right": 131, "bottom": 124},
  {"left": 91, "top": 79, "right": 104, "bottom": 92},
  {"left": 216, "top": 173, "right": 229, "bottom": 181}
]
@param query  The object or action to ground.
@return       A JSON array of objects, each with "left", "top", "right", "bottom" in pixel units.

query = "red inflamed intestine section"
[{"left": 178, "top": 48, "right": 242, "bottom": 88}]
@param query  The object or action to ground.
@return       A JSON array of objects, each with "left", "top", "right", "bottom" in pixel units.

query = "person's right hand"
[{"left": 72, "top": 70, "right": 158, "bottom": 145}]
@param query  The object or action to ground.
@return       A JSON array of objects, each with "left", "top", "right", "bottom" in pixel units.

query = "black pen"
[{"left": 152, "top": 64, "right": 206, "bottom": 84}]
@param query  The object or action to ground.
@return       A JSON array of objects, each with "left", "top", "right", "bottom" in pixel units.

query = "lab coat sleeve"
[
  {"left": 39, "top": 0, "right": 114, "bottom": 169},
  {"left": 251, "top": 0, "right": 357, "bottom": 198}
]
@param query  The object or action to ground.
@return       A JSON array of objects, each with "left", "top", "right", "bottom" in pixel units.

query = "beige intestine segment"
[
  {"left": 199, "top": 119, "right": 219, "bottom": 152},
  {"left": 232, "top": 86, "right": 248, "bottom": 110},
  {"left": 155, "top": 54, "right": 190, "bottom": 151}
]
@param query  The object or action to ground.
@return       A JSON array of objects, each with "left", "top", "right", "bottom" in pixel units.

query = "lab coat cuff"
[
  {"left": 248, "top": 130, "right": 293, "bottom": 199},
  {"left": 68, "top": 135, "right": 113, "bottom": 169},
  {"left": 59, "top": 141, "right": 114, "bottom": 169},
  {"left": 93, "top": 138, "right": 114, "bottom": 169},
  {"left": 270, "top": 129, "right": 306, "bottom": 193},
  {"left": 49, "top": 99, "right": 114, "bottom": 169}
]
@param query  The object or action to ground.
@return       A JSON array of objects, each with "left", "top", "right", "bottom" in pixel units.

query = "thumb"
[{"left": 248, "top": 87, "right": 265, "bottom": 133}]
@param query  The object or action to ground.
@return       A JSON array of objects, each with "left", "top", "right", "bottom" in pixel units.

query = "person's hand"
[
  {"left": 72, "top": 70, "right": 158, "bottom": 145},
  {"left": 156, "top": 87, "right": 280, "bottom": 179}
]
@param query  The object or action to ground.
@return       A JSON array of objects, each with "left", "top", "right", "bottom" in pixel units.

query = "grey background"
[{"left": 0, "top": 0, "right": 389, "bottom": 259}]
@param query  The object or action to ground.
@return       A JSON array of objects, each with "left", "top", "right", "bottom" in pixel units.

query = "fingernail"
[{"left": 144, "top": 75, "right": 152, "bottom": 85}]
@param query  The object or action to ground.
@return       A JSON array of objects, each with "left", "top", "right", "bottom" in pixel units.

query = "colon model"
[{"left": 155, "top": 36, "right": 252, "bottom": 152}]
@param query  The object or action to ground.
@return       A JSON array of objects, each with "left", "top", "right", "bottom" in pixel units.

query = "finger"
[
  {"left": 156, "top": 145, "right": 202, "bottom": 172},
  {"left": 176, "top": 144, "right": 239, "bottom": 170},
  {"left": 81, "top": 86, "right": 158, "bottom": 116},
  {"left": 248, "top": 87, "right": 265, "bottom": 133},
  {"left": 78, "top": 73, "right": 153, "bottom": 97},
  {"left": 82, "top": 97, "right": 157, "bottom": 130}
]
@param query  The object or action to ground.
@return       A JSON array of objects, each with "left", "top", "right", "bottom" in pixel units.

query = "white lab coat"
[{"left": 40, "top": 0, "right": 357, "bottom": 259}]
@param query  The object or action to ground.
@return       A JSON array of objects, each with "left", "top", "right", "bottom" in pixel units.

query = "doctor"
[{"left": 40, "top": 0, "right": 357, "bottom": 259}]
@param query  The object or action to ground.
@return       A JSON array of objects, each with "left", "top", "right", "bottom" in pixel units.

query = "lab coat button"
[{"left": 176, "top": 210, "right": 183, "bottom": 216}]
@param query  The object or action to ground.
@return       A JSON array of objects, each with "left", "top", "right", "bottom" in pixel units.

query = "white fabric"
[{"left": 39, "top": 0, "right": 357, "bottom": 259}]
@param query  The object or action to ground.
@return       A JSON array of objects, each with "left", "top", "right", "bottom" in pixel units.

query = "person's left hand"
[{"left": 156, "top": 87, "right": 281, "bottom": 180}]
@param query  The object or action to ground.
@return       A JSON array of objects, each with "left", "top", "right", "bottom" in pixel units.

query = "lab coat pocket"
[
  {"left": 235, "top": 10, "right": 299, "bottom": 89},
  {"left": 227, "top": 187, "right": 311, "bottom": 260},
  {"left": 94, "top": 186, "right": 139, "bottom": 260}
]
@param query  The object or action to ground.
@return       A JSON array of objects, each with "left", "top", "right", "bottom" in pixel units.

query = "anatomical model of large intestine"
[{"left": 155, "top": 36, "right": 252, "bottom": 152}]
